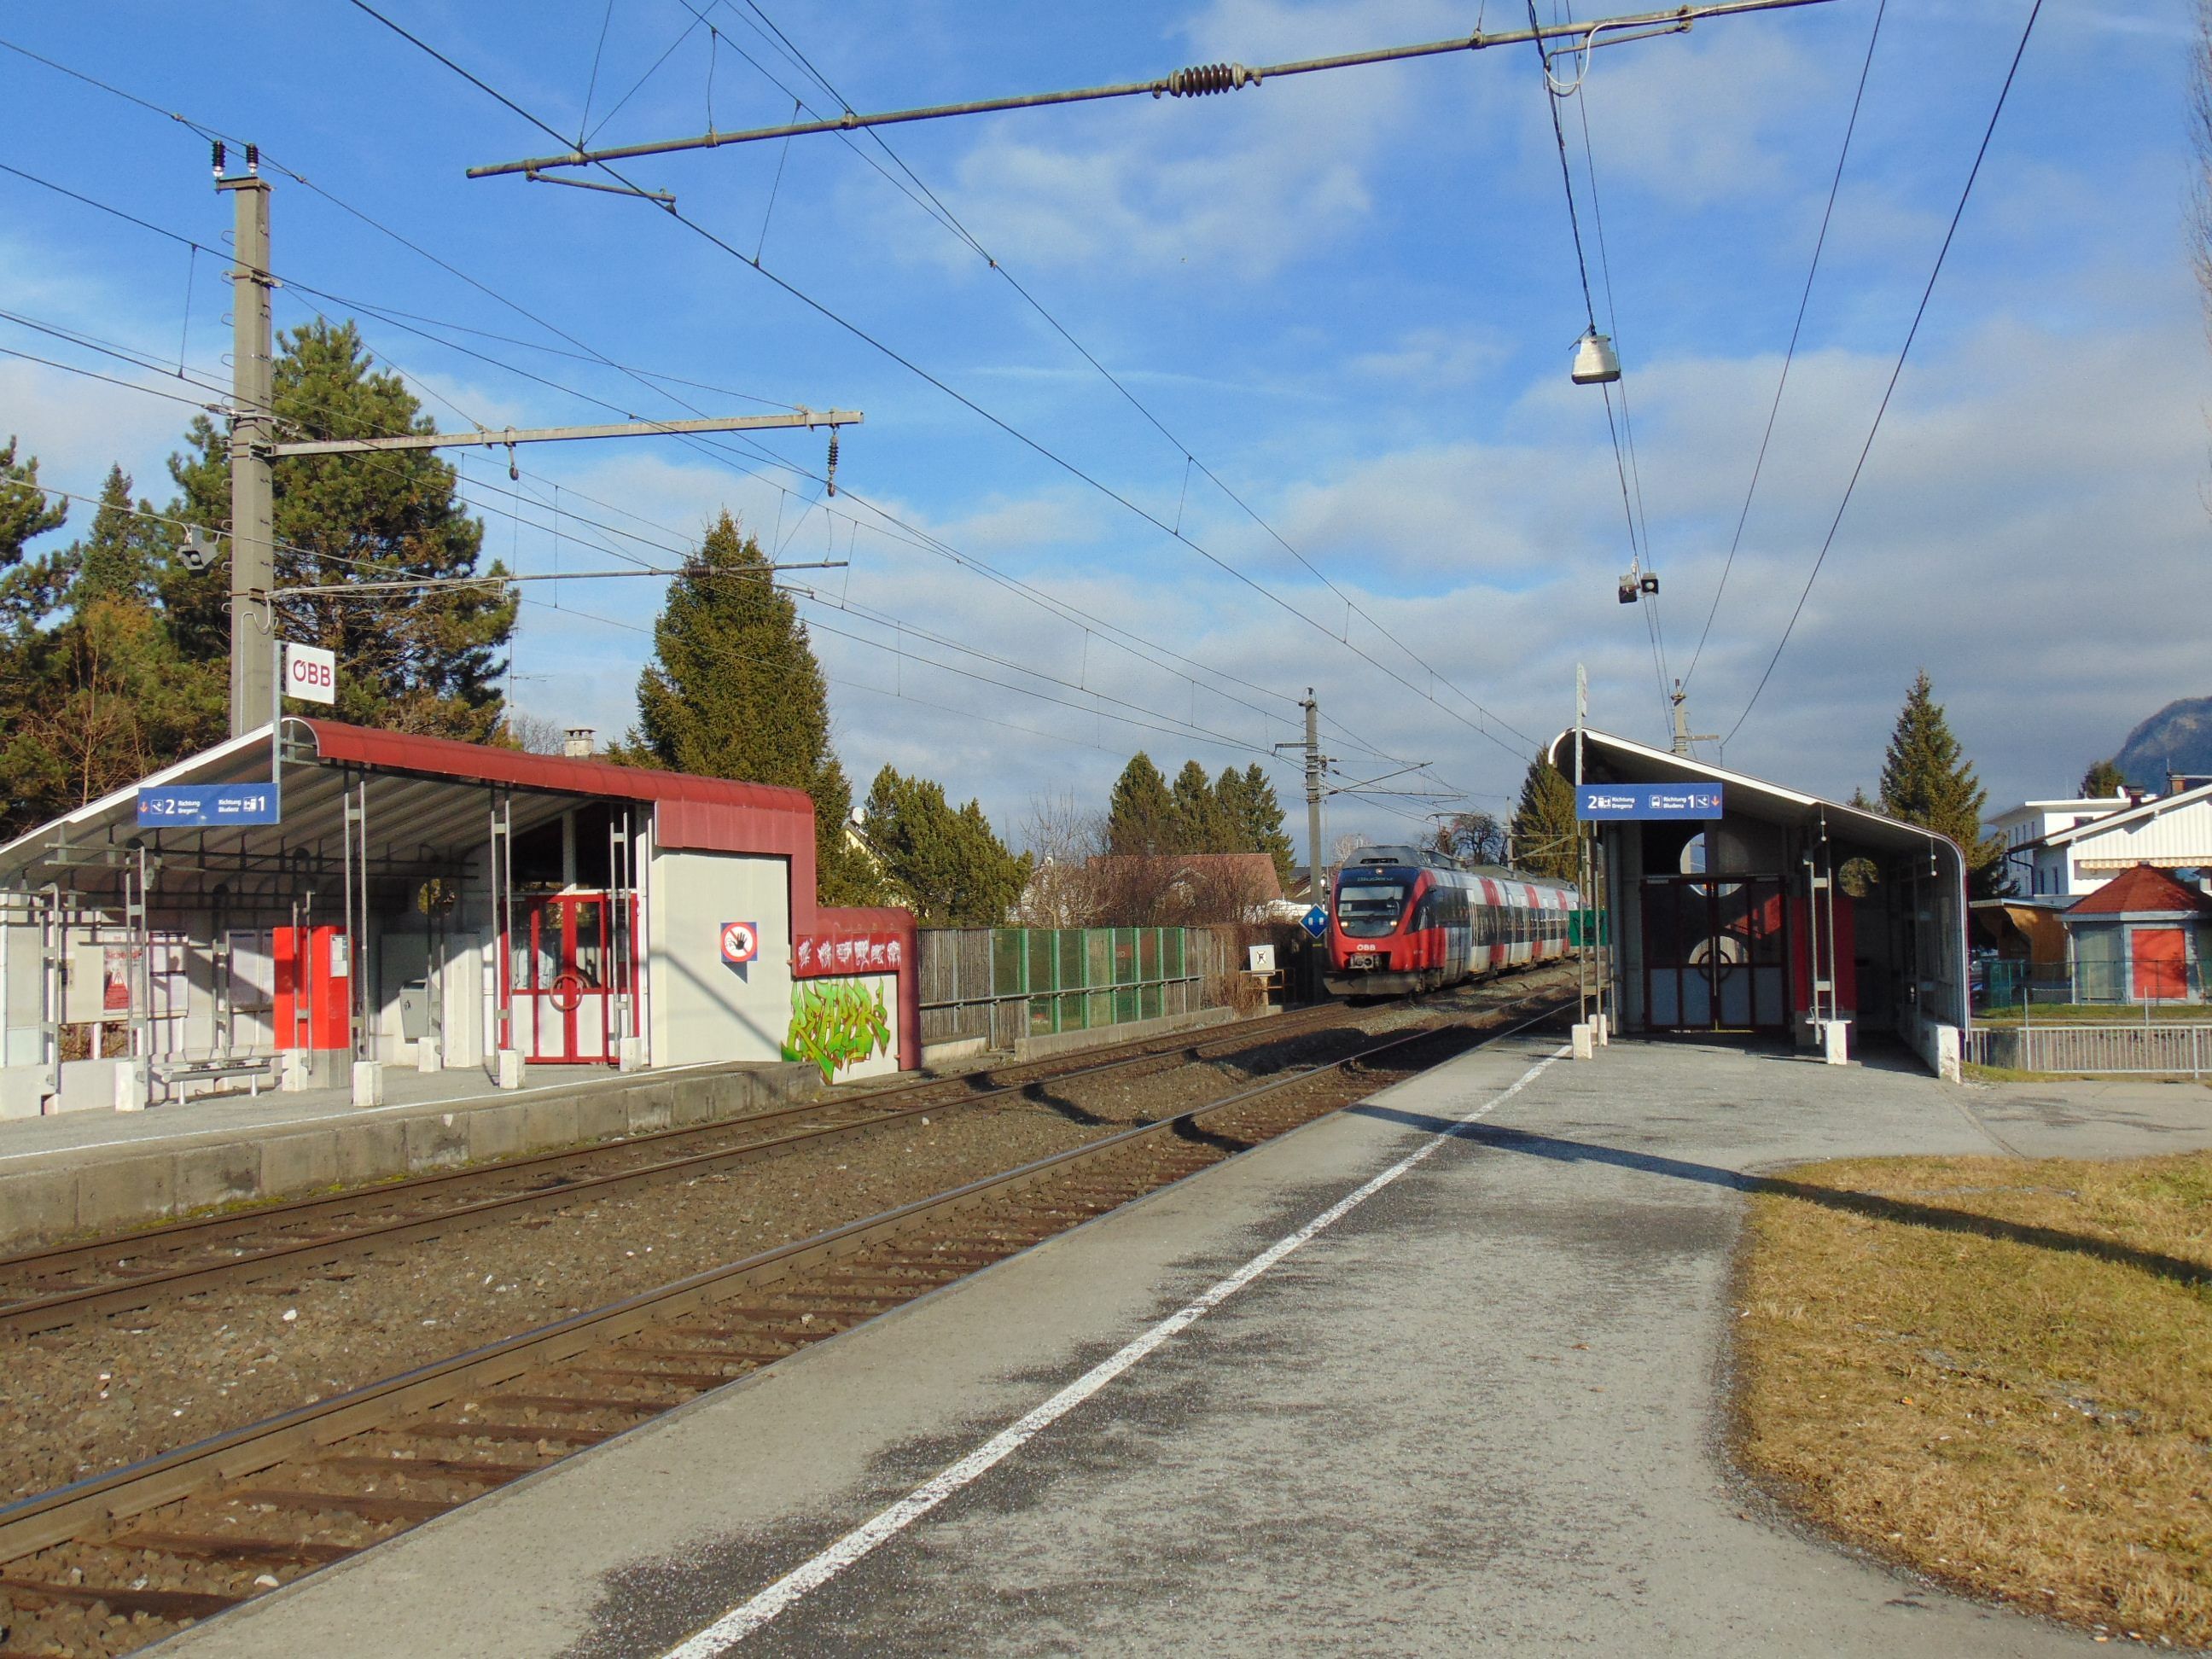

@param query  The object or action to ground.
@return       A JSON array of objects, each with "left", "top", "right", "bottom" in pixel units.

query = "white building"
[
  {"left": 1991, "top": 795, "right": 2133, "bottom": 899},
  {"left": 2023, "top": 783, "right": 2212, "bottom": 899}
]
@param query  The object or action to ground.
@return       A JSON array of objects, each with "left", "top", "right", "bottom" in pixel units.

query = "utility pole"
[
  {"left": 1668, "top": 679, "right": 1718, "bottom": 759},
  {"left": 216, "top": 143, "right": 274, "bottom": 739},
  {"left": 1304, "top": 690, "right": 1324, "bottom": 908},
  {"left": 202, "top": 137, "right": 862, "bottom": 736},
  {"left": 1272, "top": 690, "right": 1329, "bottom": 908}
]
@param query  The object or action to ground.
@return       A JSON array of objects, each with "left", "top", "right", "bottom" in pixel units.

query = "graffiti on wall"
[{"left": 783, "top": 978, "right": 892, "bottom": 1082}]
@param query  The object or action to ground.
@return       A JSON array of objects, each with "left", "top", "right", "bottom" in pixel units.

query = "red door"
[
  {"left": 509, "top": 894, "right": 620, "bottom": 1062},
  {"left": 2132, "top": 928, "right": 2188, "bottom": 1002}
]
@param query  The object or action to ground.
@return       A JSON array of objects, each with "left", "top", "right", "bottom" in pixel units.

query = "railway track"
[
  {"left": 0, "top": 987, "right": 1573, "bottom": 1659},
  {"left": 0, "top": 990, "right": 1401, "bottom": 1336}
]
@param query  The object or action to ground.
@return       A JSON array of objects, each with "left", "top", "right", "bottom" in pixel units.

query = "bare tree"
[
  {"left": 1432, "top": 811, "right": 1508, "bottom": 865},
  {"left": 503, "top": 711, "right": 569, "bottom": 755},
  {"left": 1015, "top": 792, "right": 1106, "bottom": 925}
]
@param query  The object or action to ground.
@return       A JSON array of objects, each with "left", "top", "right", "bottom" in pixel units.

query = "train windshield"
[{"left": 1336, "top": 874, "right": 1409, "bottom": 938}]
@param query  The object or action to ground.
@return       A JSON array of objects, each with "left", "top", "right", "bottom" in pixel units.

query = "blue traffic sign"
[
  {"left": 1299, "top": 905, "right": 1329, "bottom": 940},
  {"left": 137, "top": 783, "right": 281, "bottom": 828},
  {"left": 1575, "top": 783, "right": 1724, "bottom": 822}
]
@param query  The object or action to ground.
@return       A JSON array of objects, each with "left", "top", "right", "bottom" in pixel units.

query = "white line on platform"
[{"left": 658, "top": 1039, "right": 1569, "bottom": 1657}]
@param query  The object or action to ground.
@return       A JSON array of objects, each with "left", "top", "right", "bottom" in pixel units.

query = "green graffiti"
[{"left": 783, "top": 978, "right": 892, "bottom": 1083}]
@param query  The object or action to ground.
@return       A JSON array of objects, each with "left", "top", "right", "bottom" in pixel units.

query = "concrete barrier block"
[
  {"left": 172, "top": 1144, "right": 261, "bottom": 1212},
  {"left": 352, "top": 1061, "right": 385, "bottom": 1109},
  {"left": 335, "top": 1119, "right": 407, "bottom": 1185},
  {"left": 1571, "top": 1023, "right": 1595, "bottom": 1062},
  {"left": 403, "top": 1113, "right": 472, "bottom": 1172},
  {"left": 0, "top": 1171, "right": 77, "bottom": 1244},
  {"left": 260, "top": 1129, "right": 341, "bottom": 1196},
  {"left": 79, "top": 1155, "right": 175, "bottom": 1232},
  {"left": 494, "top": 1048, "right": 525, "bottom": 1091},
  {"left": 416, "top": 1037, "right": 442, "bottom": 1074},
  {"left": 465, "top": 1103, "right": 530, "bottom": 1164}
]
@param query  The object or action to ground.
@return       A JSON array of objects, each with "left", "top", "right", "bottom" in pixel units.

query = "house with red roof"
[{"left": 2060, "top": 864, "right": 2212, "bottom": 1004}]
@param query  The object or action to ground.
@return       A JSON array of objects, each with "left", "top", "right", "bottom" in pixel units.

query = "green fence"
[{"left": 918, "top": 927, "right": 1205, "bottom": 1050}]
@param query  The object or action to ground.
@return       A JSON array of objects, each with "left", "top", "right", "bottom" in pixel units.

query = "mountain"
[{"left": 2112, "top": 696, "right": 2212, "bottom": 790}]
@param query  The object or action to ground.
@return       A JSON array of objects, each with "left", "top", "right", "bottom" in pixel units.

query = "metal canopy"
[
  {"left": 1, "top": 722, "right": 608, "bottom": 905},
  {"left": 1547, "top": 728, "right": 1965, "bottom": 873}
]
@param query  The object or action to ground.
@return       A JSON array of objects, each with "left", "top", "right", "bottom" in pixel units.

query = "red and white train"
[{"left": 1325, "top": 845, "right": 1579, "bottom": 997}]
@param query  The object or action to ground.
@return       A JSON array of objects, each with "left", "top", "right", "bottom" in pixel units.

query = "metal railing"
[
  {"left": 917, "top": 927, "right": 1211, "bottom": 1051},
  {"left": 1965, "top": 1020, "right": 2211, "bottom": 1077},
  {"left": 1980, "top": 958, "right": 2207, "bottom": 1011}
]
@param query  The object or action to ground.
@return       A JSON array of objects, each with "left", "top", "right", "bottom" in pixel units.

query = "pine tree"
[
  {"left": 1169, "top": 759, "right": 1234, "bottom": 853},
  {"left": 1509, "top": 757, "right": 1580, "bottom": 881},
  {"left": 1877, "top": 670, "right": 2008, "bottom": 898},
  {"left": 2080, "top": 757, "right": 2128, "bottom": 798},
  {"left": 862, "top": 766, "right": 1030, "bottom": 924},
  {"left": 1106, "top": 753, "right": 1176, "bottom": 855},
  {"left": 0, "top": 437, "right": 69, "bottom": 633},
  {"left": 626, "top": 512, "right": 878, "bottom": 904},
  {"left": 166, "top": 319, "right": 515, "bottom": 739},
  {"left": 68, "top": 466, "right": 163, "bottom": 607},
  {"left": 1217, "top": 763, "right": 1296, "bottom": 886}
]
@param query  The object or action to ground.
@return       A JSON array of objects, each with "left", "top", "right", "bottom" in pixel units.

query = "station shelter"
[
  {"left": 1551, "top": 730, "right": 1971, "bottom": 1078},
  {"left": 0, "top": 719, "right": 917, "bottom": 1116}
]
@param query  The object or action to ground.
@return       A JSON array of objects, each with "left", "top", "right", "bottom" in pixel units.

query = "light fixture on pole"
[{"left": 1571, "top": 329, "right": 1621, "bottom": 385}]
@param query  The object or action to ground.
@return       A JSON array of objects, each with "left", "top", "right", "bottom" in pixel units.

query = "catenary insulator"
[
  {"left": 824, "top": 433, "right": 839, "bottom": 498},
  {"left": 1163, "top": 61, "right": 1257, "bottom": 97}
]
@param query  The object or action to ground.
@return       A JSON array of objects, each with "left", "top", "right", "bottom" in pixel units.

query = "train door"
[{"left": 508, "top": 893, "right": 630, "bottom": 1063}]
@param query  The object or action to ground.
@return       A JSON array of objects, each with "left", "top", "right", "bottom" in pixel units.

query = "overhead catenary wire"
[
  {"left": 1725, "top": 0, "right": 2043, "bottom": 746},
  {"left": 1683, "top": 0, "right": 1886, "bottom": 693},
  {"left": 4, "top": 38, "right": 1447, "bottom": 782},
  {"left": 346, "top": 0, "right": 1544, "bottom": 767}
]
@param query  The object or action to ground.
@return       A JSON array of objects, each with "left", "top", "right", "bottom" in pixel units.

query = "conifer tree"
[
  {"left": 0, "top": 437, "right": 69, "bottom": 633},
  {"left": 1877, "top": 670, "right": 2008, "bottom": 898},
  {"left": 626, "top": 512, "right": 878, "bottom": 904},
  {"left": 1106, "top": 753, "right": 1176, "bottom": 855},
  {"left": 167, "top": 319, "right": 515, "bottom": 739},
  {"left": 1169, "top": 759, "right": 1235, "bottom": 853},
  {"left": 1508, "top": 756, "right": 1580, "bottom": 881},
  {"left": 2080, "top": 757, "right": 2128, "bottom": 797},
  {"left": 862, "top": 765, "right": 1030, "bottom": 924},
  {"left": 1218, "top": 763, "right": 1296, "bottom": 885},
  {"left": 68, "top": 466, "right": 164, "bottom": 607}
]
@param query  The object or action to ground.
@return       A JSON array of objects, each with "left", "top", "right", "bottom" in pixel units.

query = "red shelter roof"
[{"left": 2064, "top": 864, "right": 2212, "bottom": 918}]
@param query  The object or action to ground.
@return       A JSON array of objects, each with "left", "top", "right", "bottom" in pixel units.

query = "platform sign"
[
  {"left": 282, "top": 641, "right": 336, "bottom": 706},
  {"left": 136, "top": 783, "right": 281, "bottom": 827},
  {"left": 1298, "top": 905, "right": 1329, "bottom": 940},
  {"left": 719, "top": 921, "right": 760, "bottom": 965},
  {"left": 1575, "top": 783, "right": 1724, "bottom": 821}
]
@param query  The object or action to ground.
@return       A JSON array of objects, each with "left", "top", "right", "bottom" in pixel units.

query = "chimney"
[{"left": 562, "top": 727, "right": 596, "bottom": 759}]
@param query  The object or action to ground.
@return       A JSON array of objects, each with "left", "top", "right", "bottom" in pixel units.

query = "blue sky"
[{"left": 2, "top": 0, "right": 2203, "bottom": 851}]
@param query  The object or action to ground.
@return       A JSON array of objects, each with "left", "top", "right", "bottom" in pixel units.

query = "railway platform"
[
  {"left": 0, "top": 1057, "right": 818, "bottom": 1249},
  {"left": 149, "top": 1035, "right": 2209, "bottom": 1657}
]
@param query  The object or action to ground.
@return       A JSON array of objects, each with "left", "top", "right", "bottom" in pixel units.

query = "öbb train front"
[{"left": 1324, "top": 845, "right": 1578, "bottom": 998}]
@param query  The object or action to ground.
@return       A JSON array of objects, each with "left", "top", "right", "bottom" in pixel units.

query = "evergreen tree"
[
  {"left": 2080, "top": 757, "right": 2128, "bottom": 797},
  {"left": 1217, "top": 763, "right": 1296, "bottom": 885},
  {"left": 1877, "top": 670, "right": 2008, "bottom": 898},
  {"left": 862, "top": 765, "right": 1030, "bottom": 925},
  {"left": 1169, "top": 759, "right": 1235, "bottom": 853},
  {"left": 167, "top": 319, "right": 515, "bottom": 738},
  {"left": 68, "top": 466, "right": 163, "bottom": 607},
  {"left": 1508, "top": 756, "right": 1580, "bottom": 881},
  {"left": 0, "top": 437, "right": 69, "bottom": 633},
  {"left": 1106, "top": 753, "right": 1176, "bottom": 855},
  {"left": 626, "top": 512, "right": 878, "bottom": 904}
]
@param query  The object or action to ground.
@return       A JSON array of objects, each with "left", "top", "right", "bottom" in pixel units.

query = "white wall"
[{"left": 647, "top": 849, "right": 793, "bottom": 1067}]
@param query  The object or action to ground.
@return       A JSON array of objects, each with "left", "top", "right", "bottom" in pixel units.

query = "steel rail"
[
  {"left": 467, "top": 0, "right": 1834, "bottom": 177},
  {"left": 0, "top": 992, "right": 1400, "bottom": 1332},
  {"left": 0, "top": 992, "right": 1570, "bottom": 1569}
]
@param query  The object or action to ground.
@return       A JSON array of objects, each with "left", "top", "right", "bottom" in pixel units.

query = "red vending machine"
[{"left": 273, "top": 925, "right": 352, "bottom": 1053}]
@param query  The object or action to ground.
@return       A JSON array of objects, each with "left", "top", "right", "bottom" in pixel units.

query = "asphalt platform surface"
[{"left": 154, "top": 1034, "right": 2212, "bottom": 1657}]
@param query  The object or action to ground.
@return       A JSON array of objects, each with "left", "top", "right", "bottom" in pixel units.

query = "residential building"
[
  {"left": 1990, "top": 795, "right": 2132, "bottom": 898},
  {"left": 2029, "top": 782, "right": 2212, "bottom": 899}
]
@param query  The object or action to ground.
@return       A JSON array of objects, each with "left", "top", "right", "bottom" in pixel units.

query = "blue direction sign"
[
  {"left": 1298, "top": 904, "right": 1329, "bottom": 940},
  {"left": 1576, "top": 783, "right": 1724, "bottom": 822},
  {"left": 137, "top": 783, "right": 281, "bottom": 828}
]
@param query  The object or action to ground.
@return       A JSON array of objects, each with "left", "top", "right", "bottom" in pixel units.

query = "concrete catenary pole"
[
  {"left": 1303, "top": 690, "right": 1323, "bottom": 910},
  {"left": 217, "top": 147, "right": 275, "bottom": 737}
]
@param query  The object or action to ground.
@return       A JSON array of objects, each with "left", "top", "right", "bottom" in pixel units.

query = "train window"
[{"left": 1337, "top": 876, "right": 1408, "bottom": 938}]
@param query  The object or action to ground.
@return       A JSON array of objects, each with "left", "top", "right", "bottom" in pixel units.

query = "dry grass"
[{"left": 1733, "top": 1150, "right": 2212, "bottom": 1644}]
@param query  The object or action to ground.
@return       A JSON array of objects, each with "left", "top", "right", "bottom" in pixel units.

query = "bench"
[{"left": 153, "top": 1055, "right": 278, "bottom": 1099}]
